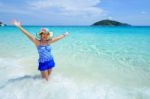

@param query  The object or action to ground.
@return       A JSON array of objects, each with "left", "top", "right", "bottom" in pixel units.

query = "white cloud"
[
  {"left": 0, "top": 0, "right": 104, "bottom": 25},
  {"left": 28, "top": 0, "right": 103, "bottom": 16},
  {"left": 29, "top": 0, "right": 100, "bottom": 9}
]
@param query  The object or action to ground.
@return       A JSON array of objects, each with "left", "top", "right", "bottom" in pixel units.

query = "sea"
[{"left": 0, "top": 26, "right": 150, "bottom": 99}]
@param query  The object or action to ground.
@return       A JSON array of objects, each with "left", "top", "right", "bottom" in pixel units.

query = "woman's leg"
[
  {"left": 48, "top": 69, "right": 52, "bottom": 76},
  {"left": 41, "top": 70, "right": 49, "bottom": 81}
]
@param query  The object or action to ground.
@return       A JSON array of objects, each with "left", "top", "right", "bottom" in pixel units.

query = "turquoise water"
[{"left": 0, "top": 26, "right": 150, "bottom": 99}]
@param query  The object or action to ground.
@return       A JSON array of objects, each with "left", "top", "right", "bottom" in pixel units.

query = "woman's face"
[{"left": 40, "top": 33, "right": 49, "bottom": 40}]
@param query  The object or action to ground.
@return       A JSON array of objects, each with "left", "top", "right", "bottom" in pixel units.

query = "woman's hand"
[
  {"left": 12, "top": 20, "right": 21, "bottom": 27},
  {"left": 64, "top": 32, "right": 69, "bottom": 36}
]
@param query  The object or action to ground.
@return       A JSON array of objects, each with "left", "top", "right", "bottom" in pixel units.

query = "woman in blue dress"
[{"left": 12, "top": 20, "right": 68, "bottom": 81}]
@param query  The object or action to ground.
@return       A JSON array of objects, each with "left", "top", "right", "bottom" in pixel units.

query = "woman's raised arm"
[
  {"left": 12, "top": 20, "right": 39, "bottom": 46},
  {"left": 48, "top": 32, "right": 69, "bottom": 44}
]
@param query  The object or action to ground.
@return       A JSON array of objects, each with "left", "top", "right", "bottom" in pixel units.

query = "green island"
[{"left": 92, "top": 19, "right": 131, "bottom": 26}]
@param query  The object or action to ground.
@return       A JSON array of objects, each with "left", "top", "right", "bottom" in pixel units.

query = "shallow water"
[{"left": 0, "top": 26, "right": 150, "bottom": 99}]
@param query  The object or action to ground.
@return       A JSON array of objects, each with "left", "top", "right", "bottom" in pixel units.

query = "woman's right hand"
[{"left": 12, "top": 20, "right": 21, "bottom": 27}]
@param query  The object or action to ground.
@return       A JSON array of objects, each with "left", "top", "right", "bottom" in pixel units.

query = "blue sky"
[{"left": 0, "top": 0, "right": 150, "bottom": 25}]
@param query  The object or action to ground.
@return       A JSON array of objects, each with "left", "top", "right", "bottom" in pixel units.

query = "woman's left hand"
[{"left": 64, "top": 32, "right": 69, "bottom": 36}]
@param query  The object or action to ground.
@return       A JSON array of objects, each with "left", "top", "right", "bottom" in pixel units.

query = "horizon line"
[{"left": 3, "top": 25, "right": 150, "bottom": 27}]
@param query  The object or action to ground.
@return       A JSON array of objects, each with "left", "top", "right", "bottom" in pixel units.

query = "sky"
[{"left": 0, "top": 0, "right": 150, "bottom": 26}]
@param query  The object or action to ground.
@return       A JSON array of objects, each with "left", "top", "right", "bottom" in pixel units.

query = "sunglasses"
[{"left": 39, "top": 32, "right": 50, "bottom": 35}]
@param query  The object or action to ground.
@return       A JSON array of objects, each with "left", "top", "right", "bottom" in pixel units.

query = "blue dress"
[{"left": 37, "top": 42, "right": 55, "bottom": 71}]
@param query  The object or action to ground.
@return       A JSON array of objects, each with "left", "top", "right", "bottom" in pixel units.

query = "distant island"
[
  {"left": 0, "top": 21, "right": 6, "bottom": 26},
  {"left": 92, "top": 19, "right": 131, "bottom": 26}
]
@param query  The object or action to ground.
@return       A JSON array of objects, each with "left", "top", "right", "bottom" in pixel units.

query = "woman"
[{"left": 12, "top": 20, "right": 68, "bottom": 81}]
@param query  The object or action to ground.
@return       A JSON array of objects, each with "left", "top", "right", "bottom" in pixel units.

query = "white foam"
[
  {"left": 0, "top": 57, "right": 38, "bottom": 86},
  {"left": 0, "top": 73, "right": 150, "bottom": 99}
]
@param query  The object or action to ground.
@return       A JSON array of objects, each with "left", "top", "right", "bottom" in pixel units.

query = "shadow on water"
[{"left": 0, "top": 75, "right": 41, "bottom": 89}]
